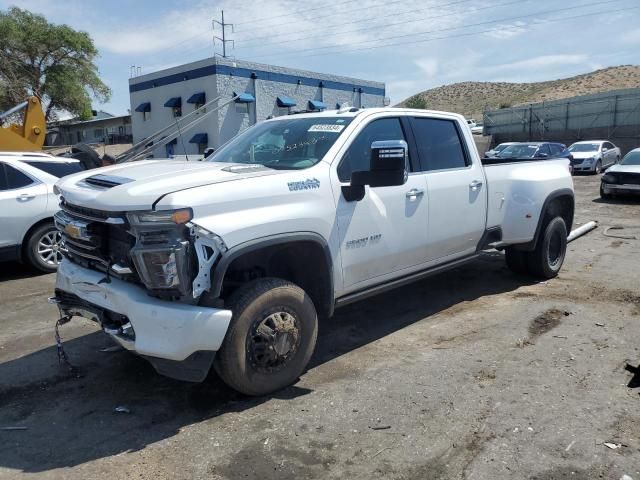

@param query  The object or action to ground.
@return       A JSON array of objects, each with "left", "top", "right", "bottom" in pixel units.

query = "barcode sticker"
[{"left": 308, "top": 124, "right": 345, "bottom": 133}]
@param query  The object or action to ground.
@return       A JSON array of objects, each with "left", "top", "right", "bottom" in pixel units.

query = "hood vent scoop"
[{"left": 84, "top": 174, "right": 134, "bottom": 189}]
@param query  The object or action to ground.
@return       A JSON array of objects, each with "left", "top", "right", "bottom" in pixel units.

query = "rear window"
[{"left": 23, "top": 160, "right": 84, "bottom": 178}]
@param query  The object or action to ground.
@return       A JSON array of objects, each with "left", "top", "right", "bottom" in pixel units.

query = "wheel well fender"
[
  {"left": 211, "top": 233, "right": 335, "bottom": 318},
  {"left": 518, "top": 188, "right": 574, "bottom": 251}
]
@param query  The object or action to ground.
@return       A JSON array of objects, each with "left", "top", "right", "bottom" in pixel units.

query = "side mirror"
[
  {"left": 535, "top": 152, "right": 548, "bottom": 159},
  {"left": 602, "top": 147, "right": 608, "bottom": 152},
  {"left": 342, "top": 140, "right": 409, "bottom": 202}
]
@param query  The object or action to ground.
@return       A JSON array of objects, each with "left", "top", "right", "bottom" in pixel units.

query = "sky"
[{"left": 2, "top": 0, "right": 639, "bottom": 116}]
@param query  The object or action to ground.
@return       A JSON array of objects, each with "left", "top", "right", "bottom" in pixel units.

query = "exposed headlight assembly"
[{"left": 127, "top": 208, "right": 193, "bottom": 226}]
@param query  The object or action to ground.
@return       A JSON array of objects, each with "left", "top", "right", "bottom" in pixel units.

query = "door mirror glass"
[{"left": 602, "top": 147, "right": 608, "bottom": 152}]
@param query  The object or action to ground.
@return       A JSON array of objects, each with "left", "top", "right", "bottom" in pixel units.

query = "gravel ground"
[{"left": 1, "top": 174, "right": 639, "bottom": 480}]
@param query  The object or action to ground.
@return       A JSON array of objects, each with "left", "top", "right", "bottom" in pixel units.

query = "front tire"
[
  {"left": 526, "top": 217, "right": 567, "bottom": 279},
  {"left": 594, "top": 160, "right": 602, "bottom": 175},
  {"left": 600, "top": 182, "right": 612, "bottom": 200},
  {"left": 24, "top": 223, "right": 63, "bottom": 273},
  {"left": 214, "top": 278, "right": 318, "bottom": 396}
]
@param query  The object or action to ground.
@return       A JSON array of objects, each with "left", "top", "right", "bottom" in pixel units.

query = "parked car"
[
  {"left": 52, "top": 107, "right": 574, "bottom": 395},
  {"left": 497, "top": 142, "right": 572, "bottom": 161},
  {"left": 568, "top": 140, "right": 620, "bottom": 174},
  {"left": 0, "top": 153, "right": 84, "bottom": 272},
  {"left": 600, "top": 148, "right": 640, "bottom": 199},
  {"left": 485, "top": 142, "right": 517, "bottom": 158}
]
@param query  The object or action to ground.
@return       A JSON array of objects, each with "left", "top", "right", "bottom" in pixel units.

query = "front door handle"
[
  {"left": 17, "top": 193, "right": 35, "bottom": 200},
  {"left": 406, "top": 188, "right": 424, "bottom": 199},
  {"left": 469, "top": 180, "right": 483, "bottom": 191}
]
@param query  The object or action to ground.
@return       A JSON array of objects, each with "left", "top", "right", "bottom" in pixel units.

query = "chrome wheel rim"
[
  {"left": 36, "top": 230, "right": 63, "bottom": 266},
  {"left": 247, "top": 310, "right": 301, "bottom": 373}
]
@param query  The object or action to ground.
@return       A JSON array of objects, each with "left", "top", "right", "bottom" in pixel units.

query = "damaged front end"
[
  {"left": 51, "top": 202, "right": 233, "bottom": 381},
  {"left": 55, "top": 202, "right": 226, "bottom": 302}
]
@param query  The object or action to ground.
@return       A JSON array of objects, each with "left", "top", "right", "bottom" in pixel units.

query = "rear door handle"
[
  {"left": 17, "top": 193, "right": 35, "bottom": 200},
  {"left": 469, "top": 180, "right": 483, "bottom": 191},
  {"left": 406, "top": 188, "right": 424, "bottom": 199}
]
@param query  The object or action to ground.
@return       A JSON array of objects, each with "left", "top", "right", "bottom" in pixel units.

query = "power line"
[
  {"left": 235, "top": 0, "right": 476, "bottom": 47},
  {"left": 233, "top": 0, "right": 407, "bottom": 34},
  {"left": 160, "top": 0, "right": 479, "bottom": 61},
  {"left": 236, "top": 0, "right": 522, "bottom": 51},
  {"left": 232, "top": 0, "right": 365, "bottom": 27},
  {"left": 259, "top": 4, "right": 638, "bottom": 60},
  {"left": 252, "top": 0, "right": 630, "bottom": 59}
]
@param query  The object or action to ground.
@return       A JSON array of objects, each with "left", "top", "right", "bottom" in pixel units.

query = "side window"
[
  {"left": 338, "top": 118, "right": 406, "bottom": 182},
  {"left": 0, "top": 164, "right": 7, "bottom": 191},
  {"left": 549, "top": 144, "right": 562, "bottom": 155},
  {"left": 539, "top": 144, "right": 551, "bottom": 156},
  {"left": 5, "top": 164, "right": 34, "bottom": 189},
  {"left": 604, "top": 142, "right": 614, "bottom": 150},
  {"left": 410, "top": 117, "right": 468, "bottom": 171}
]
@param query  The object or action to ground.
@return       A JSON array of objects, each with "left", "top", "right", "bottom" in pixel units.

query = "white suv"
[{"left": 0, "top": 153, "right": 83, "bottom": 272}]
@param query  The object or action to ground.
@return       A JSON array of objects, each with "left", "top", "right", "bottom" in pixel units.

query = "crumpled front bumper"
[{"left": 54, "top": 259, "right": 232, "bottom": 379}]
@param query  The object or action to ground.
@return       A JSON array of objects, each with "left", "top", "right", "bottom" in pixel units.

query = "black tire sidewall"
[
  {"left": 215, "top": 279, "right": 318, "bottom": 396},
  {"left": 530, "top": 217, "right": 567, "bottom": 278},
  {"left": 25, "top": 223, "right": 59, "bottom": 273}
]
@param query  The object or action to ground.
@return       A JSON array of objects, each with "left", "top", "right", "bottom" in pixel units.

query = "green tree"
[
  {"left": 404, "top": 95, "right": 427, "bottom": 110},
  {"left": 0, "top": 7, "right": 110, "bottom": 120}
]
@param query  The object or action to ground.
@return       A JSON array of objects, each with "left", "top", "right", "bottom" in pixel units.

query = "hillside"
[{"left": 398, "top": 65, "right": 640, "bottom": 119}]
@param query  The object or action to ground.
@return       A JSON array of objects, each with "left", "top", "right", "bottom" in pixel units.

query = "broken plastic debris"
[
  {"left": 604, "top": 442, "right": 622, "bottom": 449},
  {"left": 100, "top": 345, "right": 123, "bottom": 353},
  {"left": 595, "top": 322, "right": 605, "bottom": 327},
  {"left": 620, "top": 475, "right": 634, "bottom": 480},
  {"left": 113, "top": 406, "right": 131, "bottom": 414}
]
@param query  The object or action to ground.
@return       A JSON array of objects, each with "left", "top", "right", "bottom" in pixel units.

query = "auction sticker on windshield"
[{"left": 308, "top": 124, "right": 345, "bottom": 133}]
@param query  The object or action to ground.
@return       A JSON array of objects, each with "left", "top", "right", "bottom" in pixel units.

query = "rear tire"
[
  {"left": 526, "top": 217, "right": 567, "bottom": 279},
  {"left": 24, "top": 223, "right": 63, "bottom": 273},
  {"left": 505, "top": 247, "right": 529, "bottom": 275},
  {"left": 214, "top": 278, "right": 318, "bottom": 396}
]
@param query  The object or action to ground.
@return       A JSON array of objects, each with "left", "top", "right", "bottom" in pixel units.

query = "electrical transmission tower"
[{"left": 212, "top": 10, "right": 234, "bottom": 58}]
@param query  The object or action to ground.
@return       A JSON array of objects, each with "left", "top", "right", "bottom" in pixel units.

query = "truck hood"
[
  {"left": 608, "top": 164, "right": 640, "bottom": 174},
  {"left": 56, "top": 160, "right": 281, "bottom": 211}
]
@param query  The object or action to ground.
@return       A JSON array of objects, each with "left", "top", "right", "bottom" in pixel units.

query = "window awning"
[
  {"left": 187, "top": 92, "right": 206, "bottom": 104},
  {"left": 135, "top": 102, "right": 151, "bottom": 112},
  {"left": 189, "top": 133, "right": 208, "bottom": 144},
  {"left": 277, "top": 96, "right": 296, "bottom": 108},
  {"left": 308, "top": 100, "right": 326, "bottom": 111},
  {"left": 234, "top": 92, "right": 255, "bottom": 103},
  {"left": 164, "top": 97, "right": 182, "bottom": 108}
]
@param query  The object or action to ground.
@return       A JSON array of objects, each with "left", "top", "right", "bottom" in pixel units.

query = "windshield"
[
  {"left": 498, "top": 144, "right": 539, "bottom": 158},
  {"left": 569, "top": 143, "right": 599, "bottom": 152},
  {"left": 208, "top": 117, "right": 353, "bottom": 169},
  {"left": 620, "top": 151, "right": 640, "bottom": 166}
]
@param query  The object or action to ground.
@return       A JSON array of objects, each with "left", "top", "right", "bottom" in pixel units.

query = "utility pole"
[{"left": 212, "top": 10, "right": 234, "bottom": 58}]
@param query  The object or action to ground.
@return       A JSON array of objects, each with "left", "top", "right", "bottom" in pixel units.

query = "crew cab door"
[
  {"left": 0, "top": 162, "right": 48, "bottom": 248},
  {"left": 332, "top": 117, "right": 429, "bottom": 289},
  {"left": 408, "top": 115, "right": 487, "bottom": 261}
]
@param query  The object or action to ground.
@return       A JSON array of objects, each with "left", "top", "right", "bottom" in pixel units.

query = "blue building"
[{"left": 129, "top": 57, "right": 387, "bottom": 157}]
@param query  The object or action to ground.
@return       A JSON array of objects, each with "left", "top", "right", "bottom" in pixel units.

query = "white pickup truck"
[{"left": 52, "top": 107, "right": 574, "bottom": 395}]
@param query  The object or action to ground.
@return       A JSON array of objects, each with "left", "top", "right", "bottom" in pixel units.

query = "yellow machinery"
[{"left": 0, "top": 96, "right": 46, "bottom": 151}]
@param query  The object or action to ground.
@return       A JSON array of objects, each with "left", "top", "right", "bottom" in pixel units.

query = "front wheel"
[
  {"left": 214, "top": 278, "right": 318, "bottom": 396},
  {"left": 594, "top": 160, "right": 602, "bottom": 175},
  {"left": 526, "top": 217, "right": 567, "bottom": 279},
  {"left": 24, "top": 223, "right": 63, "bottom": 273},
  {"left": 600, "top": 182, "right": 612, "bottom": 200}
]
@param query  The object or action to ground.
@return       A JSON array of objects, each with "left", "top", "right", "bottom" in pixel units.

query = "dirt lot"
[{"left": 1, "top": 174, "right": 639, "bottom": 479}]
